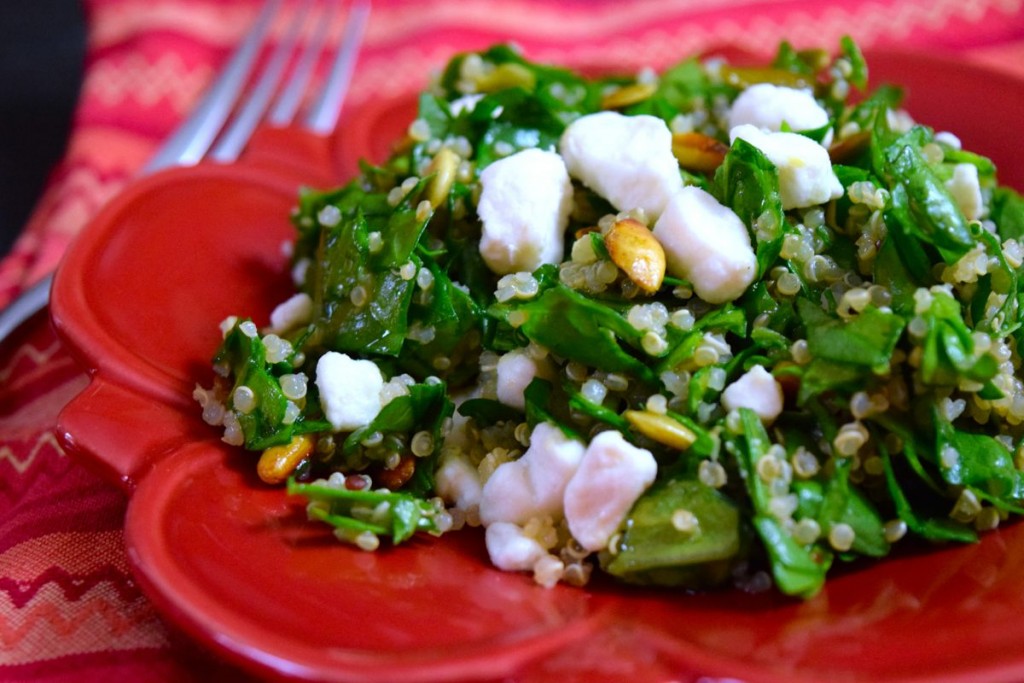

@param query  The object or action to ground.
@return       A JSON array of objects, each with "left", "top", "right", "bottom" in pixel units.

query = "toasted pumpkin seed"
[
  {"left": 624, "top": 409, "right": 697, "bottom": 450},
  {"left": 604, "top": 218, "right": 666, "bottom": 294},
  {"left": 672, "top": 132, "right": 730, "bottom": 173},
  {"left": 719, "top": 65, "right": 811, "bottom": 90},
  {"left": 475, "top": 62, "right": 536, "bottom": 93},
  {"left": 426, "top": 147, "right": 460, "bottom": 208},
  {"left": 601, "top": 82, "right": 658, "bottom": 110}
]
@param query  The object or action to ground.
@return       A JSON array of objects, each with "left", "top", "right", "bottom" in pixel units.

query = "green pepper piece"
[{"left": 604, "top": 478, "right": 747, "bottom": 587}]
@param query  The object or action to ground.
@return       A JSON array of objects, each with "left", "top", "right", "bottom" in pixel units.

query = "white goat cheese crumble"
[
  {"left": 268, "top": 293, "right": 312, "bottom": 334},
  {"left": 496, "top": 349, "right": 553, "bottom": 411},
  {"left": 728, "top": 83, "right": 833, "bottom": 146},
  {"left": 479, "top": 422, "right": 585, "bottom": 526},
  {"left": 563, "top": 429, "right": 657, "bottom": 552},
  {"left": 652, "top": 186, "right": 757, "bottom": 304},
  {"left": 730, "top": 124, "right": 844, "bottom": 210},
  {"left": 477, "top": 148, "right": 574, "bottom": 275},
  {"left": 435, "top": 448, "right": 483, "bottom": 512},
  {"left": 721, "top": 365, "right": 785, "bottom": 424},
  {"left": 946, "top": 162, "right": 984, "bottom": 221},
  {"left": 934, "top": 131, "right": 962, "bottom": 150},
  {"left": 315, "top": 352, "right": 384, "bottom": 431},
  {"left": 449, "top": 93, "right": 484, "bottom": 116},
  {"left": 559, "top": 111, "right": 682, "bottom": 220},
  {"left": 485, "top": 522, "right": 549, "bottom": 571}
]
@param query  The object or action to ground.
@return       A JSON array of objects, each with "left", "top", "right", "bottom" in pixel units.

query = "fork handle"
[{"left": 0, "top": 273, "right": 51, "bottom": 343}]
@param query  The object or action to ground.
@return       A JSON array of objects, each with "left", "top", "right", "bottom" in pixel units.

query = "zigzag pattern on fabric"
[
  {"left": 0, "top": 163, "right": 132, "bottom": 307},
  {"left": 0, "top": 565, "right": 139, "bottom": 611},
  {"left": 347, "top": 0, "right": 1024, "bottom": 104},
  {"left": 1, "top": 339, "right": 67, "bottom": 384},
  {"left": 0, "top": 583, "right": 168, "bottom": 665},
  {"left": 82, "top": 53, "right": 214, "bottom": 114},
  {"left": 0, "top": 528, "right": 166, "bottom": 665},
  {"left": 88, "top": 0, "right": 260, "bottom": 49},
  {"left": 0, "top": 433, "right": 67, "bottom": 478}
]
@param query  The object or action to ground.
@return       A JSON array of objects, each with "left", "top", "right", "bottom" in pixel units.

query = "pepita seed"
[
  {"left": 425, "top": 147, "right": 459, "bottom": 208},
  {"left": 601, "top": 82, "right": 657, "bottom": 110},
  {"left": 624, "top": 409, "right": 697, "bottom": 450},
  {"left": 604, "top": 218, "right": 666, "bottom": 294},
  {"left": 671, "top": 132, "right": 729, "bottom": 173}
]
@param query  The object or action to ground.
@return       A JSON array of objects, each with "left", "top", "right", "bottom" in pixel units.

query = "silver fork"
[{"left": 0, "top": 0, "right": 371, "bottom": 343}]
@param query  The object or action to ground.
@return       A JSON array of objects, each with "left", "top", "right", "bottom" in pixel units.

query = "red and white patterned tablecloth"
[{"left": 2, "top": 0, "right": 1023, "bottom": 680}]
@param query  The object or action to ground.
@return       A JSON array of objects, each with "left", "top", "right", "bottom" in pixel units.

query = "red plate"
[{"left": 51, "top": 50, "right": 1024, "bottom": 682}]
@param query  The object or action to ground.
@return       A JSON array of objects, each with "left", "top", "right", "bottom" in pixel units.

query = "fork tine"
[
  {"left": 267, "top": 1, "right": 336, "bottom": 127},
  {"left": 142, "top": 0, "right": 283, "bottom": 173},
  {"left": 210, "top": 0, "right": 313, "bottom": 163},
  {"left": 0, "top": 0, "right": 373, "bottom": 345},
  {"left": 0, "top": 0, "right": 285, "bottom": 343},
  {"left": 304, "top": 0, "right": 371, "bottom": 135}
]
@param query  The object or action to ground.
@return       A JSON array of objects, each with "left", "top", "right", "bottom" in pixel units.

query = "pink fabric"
[{"left": 1, "top": 0, "right": 1023, "bottom": 679}]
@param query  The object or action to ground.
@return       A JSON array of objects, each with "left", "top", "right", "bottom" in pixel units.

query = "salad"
[{"left": 194, "top": 39, "right": 1024, "bottom": 598}]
